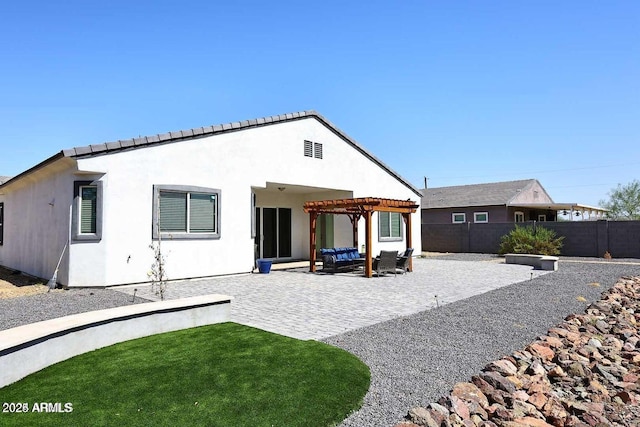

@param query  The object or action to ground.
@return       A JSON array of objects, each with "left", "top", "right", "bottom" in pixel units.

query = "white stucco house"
[{"left": 0, "top": 111, "right": 422, "bottom": 287}]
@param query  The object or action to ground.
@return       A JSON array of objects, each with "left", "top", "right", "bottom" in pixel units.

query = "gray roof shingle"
[{"left": 421, "top": 179, "right": 539, "bottom": 209}]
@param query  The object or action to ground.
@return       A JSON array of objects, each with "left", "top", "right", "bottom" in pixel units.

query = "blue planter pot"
[{"left": 257, "top": 259, "right": 272, "bottom": 274}]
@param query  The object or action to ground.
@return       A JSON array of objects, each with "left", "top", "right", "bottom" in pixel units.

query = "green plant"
[{"left": 499, "top": 225, "right": 564, "bottom": 255}]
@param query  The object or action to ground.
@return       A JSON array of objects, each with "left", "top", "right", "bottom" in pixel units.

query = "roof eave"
[{"left": 0, "top": 151, "right": 67, "bottom": 190}]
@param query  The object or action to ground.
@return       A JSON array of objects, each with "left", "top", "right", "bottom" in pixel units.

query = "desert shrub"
[{"left": 499, "top": 225, "right": 564, "bottom": 255}]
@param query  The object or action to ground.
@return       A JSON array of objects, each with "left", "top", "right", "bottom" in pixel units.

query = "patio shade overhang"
[
  {"left": 509, "top": 203, "right": 609, "bottom": 220},
  {"left": 304, "top": 197, "right": 419, "bottom": 277}
]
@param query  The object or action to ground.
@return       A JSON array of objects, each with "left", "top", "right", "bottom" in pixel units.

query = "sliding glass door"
[{"left": 255, "top": 207, "right": 291, "bottom": 259}]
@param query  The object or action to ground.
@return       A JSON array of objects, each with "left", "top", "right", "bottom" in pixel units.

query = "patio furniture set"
[{"left": 320, "top": 247, "right": 414, "bottom": 276}]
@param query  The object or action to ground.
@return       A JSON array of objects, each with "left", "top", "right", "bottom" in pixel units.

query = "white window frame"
[
  {"left": 152, "top": 185, "right": 221, "bottom": 240},
  {"left": 515, "top": 211, "right": 525, "bottom": 223},
  {"left": 538, "top": 214, "right": 546, "bottom": 222},
  {"left": 378, "top": 211, "right": 403, "bottom": 241},
  {"left": 474, "top": 212, "right": 488, "bottom": 223},
  {"left": 72, "top": 180, "right": 103, "bottom": 242},
  {"left": 452, "top": 213, "right": 466, "bottom": 223}
]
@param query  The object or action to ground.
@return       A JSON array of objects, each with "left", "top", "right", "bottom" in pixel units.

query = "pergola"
[{"left": 303, "top": 197, "right": 419, "bottom": 278}]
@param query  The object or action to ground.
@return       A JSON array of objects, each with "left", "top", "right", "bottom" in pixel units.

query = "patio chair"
[
  {"left": 373, "top": 250, "right": 398, "bottom": 276},
  {"left": 396, "top": 248, "right": 414, "bottom": 274}
]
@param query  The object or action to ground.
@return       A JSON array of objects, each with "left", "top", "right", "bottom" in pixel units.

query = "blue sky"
[{"left": 1, "top": 1, "right": 638, "bottom": 207}]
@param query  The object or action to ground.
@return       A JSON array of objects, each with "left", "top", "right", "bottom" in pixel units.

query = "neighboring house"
[
  {"left": 0, "top": 111, "right": 421, "bottom": 287},
  {"left": 421, "top": 179, "right": 607, "bottom": 224}
]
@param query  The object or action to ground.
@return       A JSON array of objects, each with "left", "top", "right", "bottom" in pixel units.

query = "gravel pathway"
[
  {"left": 323, "top": 256, "right": 640, "bottom": 427},
  {"left": 0, "top": 289, "right": 150, "bottom": 330}
]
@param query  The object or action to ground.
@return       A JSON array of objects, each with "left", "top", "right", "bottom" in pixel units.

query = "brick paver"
[{"left": 115, "top": 258, "right": 548, "bottom": 340}]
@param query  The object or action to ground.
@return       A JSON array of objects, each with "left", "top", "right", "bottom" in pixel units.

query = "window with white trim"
[
  {"left": 474, "top": 212, "right": 488, "bottom": 223},
  {"left": 379, "top": 211, "right": 402, "bottom": 241},
  {"left": 153, "top": 185, "right": 220, "bottom": 239},
  {"left": 515, "top": 211, "right": 525, "bottom": 223},
  {"left": 452, "top": 213, "right": 466, "bottom": 223},
  {"left": 0, "top": 202, "right": 4, "bottom": 245},
  {"left": 538, "top": 214, "right": 546, "bottom": 222},
  {"left": 72, "top": 180, "right": 103, "bottom": 241}
]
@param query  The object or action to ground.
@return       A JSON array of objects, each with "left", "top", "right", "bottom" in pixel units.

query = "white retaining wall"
[{"left": 0, "top": 294, "right": 232, "bottom": 388}]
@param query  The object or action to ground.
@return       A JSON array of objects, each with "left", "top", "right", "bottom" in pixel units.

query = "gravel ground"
[
  {"left": 0, "top": 289, "right": 150, "bottom": 330},
  {"left": 323, "top": 255, "right": 640, "bottom": 427}
]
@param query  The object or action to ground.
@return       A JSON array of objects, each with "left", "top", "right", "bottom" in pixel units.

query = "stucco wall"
[
  {"left": 64, "top": 116, "right": 421, "bottom": 286},
  {"left": 0, "top": 162, "right": 76, "bottom": 283}
]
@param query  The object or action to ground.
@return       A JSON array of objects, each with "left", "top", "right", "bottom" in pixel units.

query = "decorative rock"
[
  {"left": 472, "top": 375, "right": 506, "bottom": 406},
  {"left": 547, "top": 366, "right": 566, "bottom": 378},
  {"left": 449, "top": 395, "right": 470, "bottom": 420},
  {"left": 528, "top": 343, "right": 555, "bottom": 361},
  {"left": 408, "top": 407, "right": 439, "bottom": 427},
  {"left": 528, "top": 360, "right": 547, "bottom": 376},
  {"left": 428, "top": 402, "right": 450, "bottom": 418},
  {"left": 510, "top": 417, "right": 554, "bottom": 427},
  {"left": 528, "top": 392, "right": 548, "bottom": 410},
  {"left": 401, "top": 277, "right": 640, "bottom": 427},
  {"left": 545, "top": 336, "right": 564, "bottom": 348},
  {"left": 587, "top": 338, "right": 602, "bottom": 348},
  {"left": 511, "top": 399, "right": 539, "bottom": 418},
  {"left": 542, "top": 396, "right": 568, "bottom": 425},
  {"left": 486, "top": 359, "right": 518, "bottom": 376},
  {"left": 451, "top": 382, "right": 489, "bottom": 409},
  {"left": 480, "top": 371, "right": 516, "bottom": 393}
]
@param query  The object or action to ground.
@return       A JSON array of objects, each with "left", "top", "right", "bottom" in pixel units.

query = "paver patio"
[{"left": 115, "top": 258, "right": 549, "bottom": 340}]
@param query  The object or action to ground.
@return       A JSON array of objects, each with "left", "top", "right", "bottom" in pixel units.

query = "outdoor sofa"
[{"left": 320, "top": 247, "right": 364, "bottom": 272}]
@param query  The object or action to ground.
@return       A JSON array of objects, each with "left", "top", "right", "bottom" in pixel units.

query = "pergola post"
[
  {"left": 348, "top": 213, "right": 360, "bottom": 248},
  {"left": 364, "top": 210, "right": 373, "bottom": 278},
  {"left": 403, "top": 212, "right": 413, "bottom": 272},
  {"left": 309, "top": 211, "right": 317, "bottom": 272}
]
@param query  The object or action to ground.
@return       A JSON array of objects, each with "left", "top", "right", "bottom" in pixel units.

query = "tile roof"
[
  {"left": 62, "top": 111, "right": 318, "bottom": 158},
  {"left": 1, "top": 111, "right": 422, "bottom": 197},
  {"left": 0, "top": 176, "right": 11, "bottom": 185},
  {"left": 421, "top": 179, "right": 540, "bottom": 209}
]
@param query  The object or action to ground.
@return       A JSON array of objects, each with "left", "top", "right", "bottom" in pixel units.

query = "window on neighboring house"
[
  {"left": 0, "top": 202, "right": 4, "bottom": 245},
  {"left": 452, "top": 213, "right": 466, "bottom": 223},
  {"left": 153, "top": 185, "right": 220, "bottom": 239},
  {"left": 72, "top": 181, "right": 103, "bottom": 241},
  {"left": 515, "top": 211, "right": 525, "bottom": 223},
  {"left": 474, "top": 212, "right": 488, "bottom": 223},
  {"left": 379, "top": 211, "right": 402, "bottom": 241},
  {"left": 304, "top": 140, "right": 323, "bottom": 159},
  {"left": 538, "top": 214, "right": 546, "bottom": 222}
]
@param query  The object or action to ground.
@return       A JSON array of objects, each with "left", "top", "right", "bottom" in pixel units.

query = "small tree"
[
  {"left": 148, "top": 198, "right": 168, "bottom": 300},
  {"left": 499, "top": 225, "right": 564, "bottom": 256},
  {"left": 599, "top": 179, "right": 640, "bottom": 220},
  {"left": 149, "top": 239, "right": 168, "bottom": 300}
]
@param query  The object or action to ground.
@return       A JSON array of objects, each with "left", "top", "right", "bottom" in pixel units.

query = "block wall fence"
[{"left": 421, "top": 220, "right": 640, "bottom": 258}]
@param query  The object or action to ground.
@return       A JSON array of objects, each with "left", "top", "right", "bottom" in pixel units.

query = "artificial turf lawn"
[{"left": 0, "top": 322, "right": 370, "bottom": 426}]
